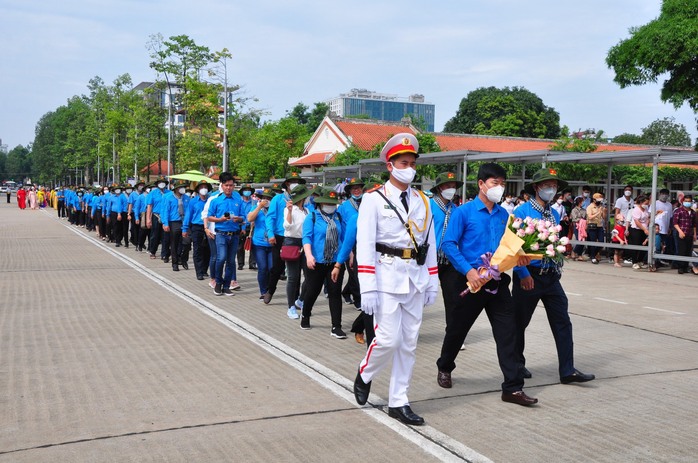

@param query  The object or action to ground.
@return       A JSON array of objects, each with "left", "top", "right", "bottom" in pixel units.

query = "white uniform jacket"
[{"left": 356, "top": 182, "right": 438, "bottom": 295}]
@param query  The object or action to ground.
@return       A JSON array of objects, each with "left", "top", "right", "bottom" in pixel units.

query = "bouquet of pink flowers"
[
  {"left": 510, "top": 216, "right": 569, "bottom": 264},
  {"left": 462, "top": 215, "right": 568, "bottom": 295}
]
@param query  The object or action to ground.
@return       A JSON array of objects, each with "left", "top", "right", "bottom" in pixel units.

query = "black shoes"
[
  {"left": 437, "top": 370, "right": 452, "bottom": 389},
  {"left": 501, "top": 390, "right": 538, "bottom": 406},
  {"left": 561, "top": 369, "right": 595, "bottom": 384},
  {"left": 522, "top": 367, "right": 532, "bottom": 379},
  {"left": 181, "top": 262, "right": 188, "bottom": 270},
  {"left": 172, "top": 264, "right": 179, "bottom": 272},
  {"left": 388, "top": 405, "right": 425, "bottom": 426},
  {"left": 353, "top": 371, "right": 371, "bottom": 405}
]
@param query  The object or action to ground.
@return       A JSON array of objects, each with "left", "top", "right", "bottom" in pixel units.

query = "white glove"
[
  {"left": 424, "top": 290, "right": 438, "bottom": 307},
  {"left": 361, "top": 291, "right": 379, "bottom": 316}
]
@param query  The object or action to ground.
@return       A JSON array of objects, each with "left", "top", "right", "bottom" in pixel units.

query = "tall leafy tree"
[
  {"left": 5, "top": 145, "right": 32, "bottom": 183},
  {"left": 444, "top": 86, "right": 560, "bottom": 138},
  {"left": 606, "top": 0, "right": 698, "bottom": 122},
  {"left": 640, "top": 116, "right": 692, "bottom": 147}
]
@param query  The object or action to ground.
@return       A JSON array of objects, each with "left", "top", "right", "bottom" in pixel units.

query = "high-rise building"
[{"left": 326, "top": 89, "right": 435, "bottom": 131}]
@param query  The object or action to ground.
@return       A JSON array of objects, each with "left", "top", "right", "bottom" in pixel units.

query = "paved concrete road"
[{"left": 1, "top": 202, "right": 697, "bottom": 462}]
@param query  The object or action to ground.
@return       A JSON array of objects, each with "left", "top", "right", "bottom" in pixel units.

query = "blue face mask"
[
  {"left": 243, "top": 191, "right": 252, "bottom": 197},
  {"left": 351, "top": 194, "right": 363, "bottom": 200},
  {"left": 684, "top": 201, "right": 693, "bottom": 208}
]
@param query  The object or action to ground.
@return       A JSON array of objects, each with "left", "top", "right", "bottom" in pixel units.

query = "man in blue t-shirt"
[{"left": 207, "top": 172, "right": 244, "bottom": 295}]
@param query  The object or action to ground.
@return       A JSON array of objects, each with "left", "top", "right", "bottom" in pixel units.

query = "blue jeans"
[
  {"left": 215, "top": 233, "right": 239, "bottom": 287},
  {"left": 586, "top": 227, "right": 604, "bottom": 258},
  {"left": 253, "top": 245, "right": 273, "bottom": 295}
]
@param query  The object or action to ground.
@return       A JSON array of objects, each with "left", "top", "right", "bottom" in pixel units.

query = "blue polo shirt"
[
  {"left": 207, "top": 191, "right": 243, "bottom": 232},
  {"left": 442, "top": 196, "right": 509, "bottom": 277},
  {"left": 430, "top": 197, "right": 457, "bottom": 249},
  {"left": 252, "top": 208, "right": 272, "bottom": 248},
  {"left": 183, "top": 195, "right": 208, "bottom": 233},
  {"left": 161, "top": 193, "right": 190, "bottom": 226},
  {"left": 146, "top": 188, "right": 170, "bottom": 216},
  {"left": 265, "top": 191, "right": 291, "bottom": 237},
  {"left": 302, "top": 210, "right": 344, "bottom": 264}
]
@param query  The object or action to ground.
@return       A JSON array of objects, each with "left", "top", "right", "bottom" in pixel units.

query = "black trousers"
[
  {"left": 436, "top": 267, "right": 523, "bottom": 393},
  {"left": 169, "top": 221, "right": 183, "bottom": 265},
  {"left": 300, "top": 262, "right": 343, "bottom": 329},
  {"left": 110, "top": 212, "right": 126, "bottom": 245},
  {"left": 629, "top": 227, "right": 648, "bottom": 264},
  {"left": 96, "top": 210, "right": 105, "bottom": 238},
  {"left": 137, "top": 215, "right": 149, "bottom": 250},
  {"left": 149, "top": 214, "right": 163, "bottom": 256},
  {"left": 57, "top": 200, "right": 65, "bottom": 217},
  {"left": 676, "top": 233, "right": 694, "bottom": 271},
  {"left": 130, "top": 215, "right": 139, "bottom": 245},
  {"left": 512, "top": 270, "right": 575, "bottom": 377},
  {"left": 190, "top": 224, "right": 210, "bottom": 278},
  {"left": 340, "top": 259, "right": 361, "bottom": 308},
  {"left": 267, "top": 235, "right": 285, "bottom": 296},
  {"left": 350, "top": 312, "right": 375, "bottom": 345}
]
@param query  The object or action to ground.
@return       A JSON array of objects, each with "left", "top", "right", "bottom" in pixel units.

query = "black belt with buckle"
[
  {"left": 219, "top": 231, "right": 239, "bottom": 236},
  {"left": 376, "top": 243, "right": 415, "bottom": 259}
]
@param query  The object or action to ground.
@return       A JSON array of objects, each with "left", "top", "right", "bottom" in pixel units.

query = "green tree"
[
  {"left": 287, "top": 101, "right": 329, "bottom": 134},
  {"left": 640, "top": 116, "right": 692, "bottom": 147},
  {"left": 606, "top": 0, "right": 698, "bottom": 119},
  {"left": 5, "top": 145, "right": 32, "bottom": 182},
  {"left": 444, "top": 86, "right": 560, "bottom": 138},
  {"left": 612, "top": 133, "right": 645, "bottom": 144}
]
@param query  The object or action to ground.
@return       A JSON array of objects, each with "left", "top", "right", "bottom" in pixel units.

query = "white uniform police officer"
[{"left": 353, "top": 133, "right": 438, "bottom": 426}]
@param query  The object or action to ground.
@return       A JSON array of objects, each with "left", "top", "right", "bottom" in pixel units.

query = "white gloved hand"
[
  {"left": 361, "top": 291, "right": 379, "bottom": 316},
  {"left": 424, "top": 290, "right": 438, "bottom": 307}
]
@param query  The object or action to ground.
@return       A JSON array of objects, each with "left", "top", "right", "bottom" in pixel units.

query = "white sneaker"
[
  {"left": 287, "top": 307, "right": 299, "bottom": 319},
  {"left": 632, "top": 263, "right": 640, "bottom": 270},
  {"left": 230, "top": 281, "right": 241, "bottom": 290},
  {"left": 624, "top": 259, "right": 633, "bottom": 265}
]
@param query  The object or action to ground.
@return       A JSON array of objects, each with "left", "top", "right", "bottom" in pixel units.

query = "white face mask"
[
  {"left": 145, "top": 188, "right": 151, "bottom": 193},
  {"left": 321, "top": 204, "right": 337, "bottom": 214},
  {"left": 103, "top": 189, "right": 109, "bottom": 193},
  {"left": 556, "top": 199, "right": 564, "bottom": 205},
  {"left": 288, "top": 182, "right": 300, "bottom": 191},
  {"left": 441, "top": 188, "right": 456, "bottom": 201},
  {"left": 178, "top": 187, "right": 186, "bottom": 195},
  {"left": 583, "top": 192, "right": 589, "bottom": 198},
  {"left": 157, "top": 182, "right": 166, "bottom": 189},
  {"left": 624, "top": 190, "right": 632, "bottom": 197},
  {"left": 391, "top": 165, "right": 416, "bottom": 184},
  {"left": 126, "top": 188, "right": 132, "bottom": 194},
  {"left": 538, "top": 186, "right": 557, "bottom": 202},
  {"left": 114, "top": 189, "right": 121, "bottom": 194},
  {"left": 199, "top": 188, "right": 209, "bottom": 196},
  {"left": 483, "top": 184, "right": 504, "bottom": 203}
]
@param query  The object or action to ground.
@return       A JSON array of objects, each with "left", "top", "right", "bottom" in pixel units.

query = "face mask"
[
  {"left": 145, "top": 188, "right": 151, "bottom": 193},
  {"left": 441, "top": 188, "right": 456, "bottom": 201},
  {"left": 390, "top": 165, "right": 416, "bottom": 184},
  {"left": 321, "top": 204, "right": 337, "bottom": 214},
  {"left": 556, "top": 199, "right": 564, "bottom": 205},
  {"left": 642, "top": 204, "right": 648, "bottom": 210},
  {"left": 505, "top": 197, "right": 513, "bottom": 203},
  {"left": 77, "top": 193, "right": 83, "bottom": 197},
  {"left": 114, "top": 189, "right": 121, "bottom": 194},
  {"left": 484, "top": 184, "right": 504, "bottom": 203},
  {"left": 199, "top": 188, "right": 209, "bottom": 196},
  {"left": 178, "top": 187, "right": 186, "bottom": 195},
  {"left": 595, "top": 200, "right": 603, "bottom": 205},
  {"left": 103, "top": 189, "right": 109, "bottom": 193},
  {"left": 137, "top": 186, "right": 143, "bottom": 192},
  {"left": 351, "top": 193, "right": 363, "bottom": 201},
  {"left": 288, "top": 182, "right": 300, "bottom": 191},
  {"left": 243, "top": 191, "right": 252, "bottom": 197},
  {"left": 157, "top": 182, "right": 166, "bottom": 189},
  {"left": 624, "top": 190, "right": 632, "bottom": 197},
  {"left": 683, "top": 201, "right": 692, "bottom": 208},
  {"left": 583, "top": 192, "right": 589, "bottom": 198},
  {"left": 126, "top": 188, "right": 133, "bottom": 194},
  {"left": 537, "top": 186, "right": 557, "bottom": 202},
  {"left": 658, "top": 194, "right": 668, "bottom": 202}
]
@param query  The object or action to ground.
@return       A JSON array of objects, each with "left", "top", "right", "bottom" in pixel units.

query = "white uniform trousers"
[{"left": 358, "top": 281, "right": 425, "bottom": 407}]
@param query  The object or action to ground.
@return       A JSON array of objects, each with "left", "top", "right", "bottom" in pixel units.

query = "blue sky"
[{"left": 1, "top": 0, "right": 696, "bottom": 150}]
